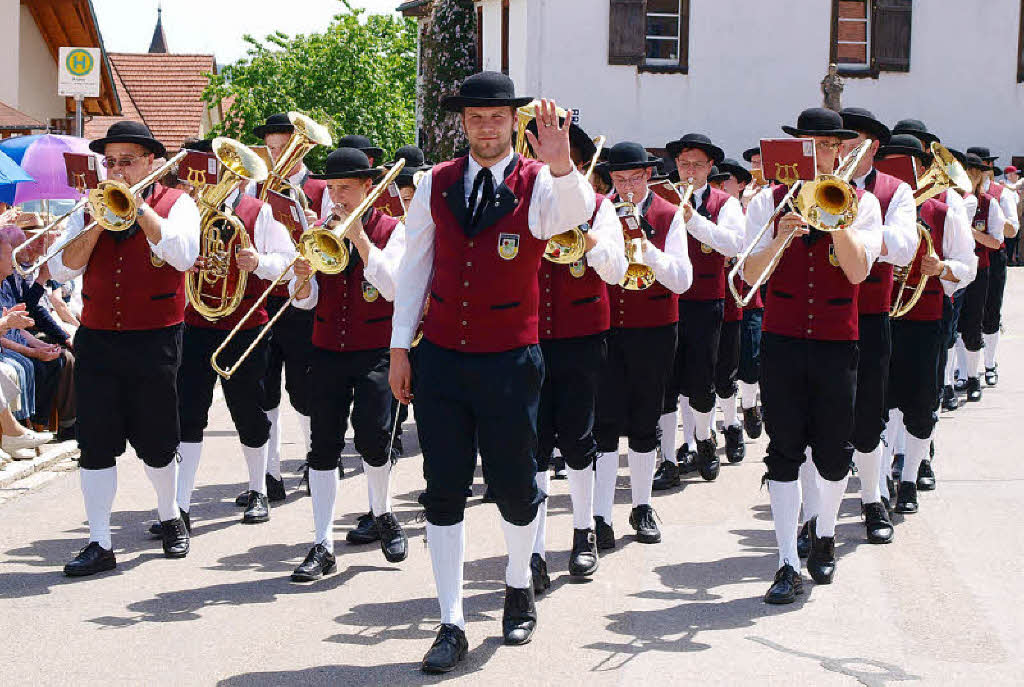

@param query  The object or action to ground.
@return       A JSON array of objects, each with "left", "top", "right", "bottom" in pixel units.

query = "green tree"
[
  {"left": 203, "top": 1, "right": 417, "bottom": 169},
  {"left": 419, "top": 0, "right": 478, "bottom": 161}
]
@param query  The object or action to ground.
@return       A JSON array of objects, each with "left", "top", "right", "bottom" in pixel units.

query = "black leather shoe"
[
  {"left": 917, "top": 459, "right": 936, "bottom": 491},
  {"left": 629, "top": 504, "right": 661, "bottom": 543},
  {"left": 291, "top": 543, "right": 336, "bottom": 582},
  {"left": 266, "top": 474, "right": 286, "bottom": 502},
  {"left": 64, "top": 542, "right": 116, "bottom": 577},
  {"left": 862, "top": 501, "right": 894, "bottom": 544},
  {"left": 743, "top": 405, "right": 763, "bottom": 439},
  {"left": 530, "top": 553, "right": 551, "bottom": 594},
  {"left": 161, "top": 517, "right": 190, "bottom": 558},
  {"left": 966, "top": 376, "right": 983, "bottom": 402},
  {"left": 652, "top": 460, "right": 681, "bottom": 490},
  {"left": 148, "top": 508, "right": 191, "bottom": 539},
  {"left": 242, "top": 491, "right": 270, "bottom": 524},
  {"left": 501, "top": 585, "right": 537, "bottom": 645},
  {"left": 796, "top": 520, "right": 811, "bottom": 559},
  {"left": 723, "top": 425, "right": 745, "bottom": 463},
  {"left": 568, "top": 528, "right": 599, "bottom": 577},
  {"left": 941, "top": 385, "right": 959, "bottom": 411},
  {"left": 985, "top": 365, "right": 998, "bottom": 386},
  {"left": 695, "top": 438, "right": 720, "bottom": 481},
  {"left": 954, "top": 376, "right": 968, "bottom": 392},
  {"left": 763, "top": 563, "right": 803, "bottom": 604},
  {"left": 347, "top": 511, "right": 380, "bottom": 544},
  {"left": 234, "top": 490, "right": 248, "bottom": 507},
  {"left": 676, "top": 443, "right": 696, "bottom": 473},
  {"left": 421, "top": 623, "right": 468, "bottom": 674},
  {"left": 482, "top": 486, "right": 496, "bottom": 503},
  {"left": 894, "top": 480, "right": 918, "bottom": 514},
  {"left": 594, "top": 516, "right": 615, "bottom": 550},
  {"left": 805, "top": 520, "right": 836, "bottom": 585},
  {"left": 376, "top": 512, "right": 408, "bottom": 563}
]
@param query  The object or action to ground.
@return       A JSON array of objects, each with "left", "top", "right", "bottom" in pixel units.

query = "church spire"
[{"left": 148, "top": 4, "right": 168, "bottom": 53}]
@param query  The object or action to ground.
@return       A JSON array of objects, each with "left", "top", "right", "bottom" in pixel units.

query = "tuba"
[
  {"left": 258, "top": 112, "right": 333, "bottom": 213},
  {"left": 185, "top": 138, "right": 269, "bottom": 321},
  {"left": 616, "top": 192, "right": 657, "bottom": 290}
]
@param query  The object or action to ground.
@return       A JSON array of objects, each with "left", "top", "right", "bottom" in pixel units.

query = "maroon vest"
[
  {"left": 762, "top": 184, "right": 862, "bottom": 341},
  {"left": 185, "top": 196, "right": 268, "bottom": 331},
  {"left": 539, "top": 196, "right": 610, "bottom": 340},
  {"left": 858, "top": 170, "right": 903, "bottom": 315},
  {"left": 607, "top": 191, "right": 680, "bottom": 329},
  {"left": 422, "top": 155, "right": 547, "bottom": 352},
  {"left": 312, "top": 209, "right": 398, "bottom": 352},
  {"left": 723, "top": 259, "right": 743, "bottom": 323},
  {"left": 902, "top": 198, "right": 948, "bottom": 322},
  {"left": 81, "top": 184, "right": 190, "bottom": 331},
  {"left": 681, "top": 187, "right": 731, "bottom": 301},
  {"left": 972, "top": 192, "right": 994, "bottom": 269}
]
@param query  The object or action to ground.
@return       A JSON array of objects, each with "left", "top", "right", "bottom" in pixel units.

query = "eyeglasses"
[
  {"left": 102, "top": 155, "right": 147, "bottom": 169},
  {"left": 676, "top": 160, "right": 711, "bottom": 170},
  {"left": 814, "top": 141, "right": 842, "bottom": 152},
  {"left": 613, "top": 172, "right": 649, "bottom": 184}
]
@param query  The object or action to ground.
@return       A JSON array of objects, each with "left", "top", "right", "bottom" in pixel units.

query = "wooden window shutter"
[
  {"left": 871, "top": 0, "right": 912, "bottom": 73},
  {"left": 608, "top": 0, "right": 647, "bottom": 66},
  {"left": 1018, "top": 0, "right": 1024, "bottom": 82}
]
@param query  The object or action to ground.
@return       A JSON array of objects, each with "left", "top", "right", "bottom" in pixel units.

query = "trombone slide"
[{"left": 727, "top": 181, "right": 802, "bottom": 307}]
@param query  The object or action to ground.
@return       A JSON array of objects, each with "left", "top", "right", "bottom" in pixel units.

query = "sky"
[{"left": 92, "top": 0, "right": 403, "bottom": 66}]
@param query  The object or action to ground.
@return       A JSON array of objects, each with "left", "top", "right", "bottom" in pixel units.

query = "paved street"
[{"left": 1, "top": 271, "right": 1022, "bottom": 686}]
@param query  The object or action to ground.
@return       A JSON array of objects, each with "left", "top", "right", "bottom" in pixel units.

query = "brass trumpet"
[
  {"left": 211, "top": 159, "right": 405, "bottom": 379},
  {"left": 258, "top": 112, "right": 333, "bottom": 214},
  {"left": 617, "top": 192, "right": 657, "bottom": 290}
]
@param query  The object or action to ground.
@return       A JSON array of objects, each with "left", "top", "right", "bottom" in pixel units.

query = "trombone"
[
  {"left": 211, "top": 159, "right": 406, "bottom": 379},
  {"left": 727, "top": 139, "right": 872, "bottom": 307},
  {"left": 14, "top": 150, "right": 188, "bottom": 277}
]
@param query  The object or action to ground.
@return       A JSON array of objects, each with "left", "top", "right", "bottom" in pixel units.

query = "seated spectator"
[
  {"left": 0, "top": 304, "right": 52, "bottom": 466},
  {"left": 8, "top": 215, "right": 73, "bottom": 347}
]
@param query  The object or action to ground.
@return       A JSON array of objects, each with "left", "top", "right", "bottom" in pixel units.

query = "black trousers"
[
  {"left": 738, "top": 307, "right": 763, "bottom": 386},
  {"left": 75, "top": 325, "right": 183, "bottom": 470},
  {"left": 715, "top": 319, "right": 741, "bottom": 400},
  {"left": 178, "top": 325, "right": 269, "bottom": 448},
  {"left": 665, "top": 299, "right": 723, "bottom": 413},
  {"left": 851, "top": 313, "right": 891, "bottom": 454},
  {"left": 413, "top": 340, "right": 545, "bottom": 527},
  {"left": 958, "top": 265, "right": 989, "bottom": 351},
  {"left": 308, "top": 347, "right": 393, "bottom": 471},
  {"left": 537, "top": 333, "right": 606, "bottom": 471},
  {"left": 761, "top": 333, "right": 858, "bottom": 482},
  {"left": 596, "top": 324, "right": 678, "bottom": 454},
  {"left": 982, "top": 247, "right": 1007, "bottom": 335},
  {"left": 888, "top": 318, "right": 943, "bottom": 441},
  {"left": 264, "top": 295, "right": 314, "bottom": 416}
]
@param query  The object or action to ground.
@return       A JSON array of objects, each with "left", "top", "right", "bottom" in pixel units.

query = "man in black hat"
[
  {"left": 50, "top": 121, "right": 200, "bottom": 576},
  {"left": 592, "top": 140, "right": 692, "bottom": 547},
  {"left": 337, "top": 134, "right": 385, "bottom": 166},
  {"left": 741, "top": 146, "right": 767, "bottom": 210},
  {"left": 742, "top": 108, "right": 882, "bottom": 604},
  {"left": 387, "top": 71, "right": 595, "bottom": 672},
  {"left": 288, "top": 147, "right": 408, "bottom": 579},
  {"left": 653, "top": 133, "right": 745, "bottom": 490},
  {"left": 391, "top": 145, "right": 431, "bottom": 213}
]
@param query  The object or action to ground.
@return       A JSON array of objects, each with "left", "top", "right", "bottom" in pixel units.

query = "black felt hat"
[
  {"left": 964, "top": 152, "right": 989, "bottom": 171},
  {"left": 892, "top": 118, "right": 939, "bottom": 145},
  {"left": 876, "top": 134, "right": 929, "bottom": 162},
  {"left": 182, "top": 138, "right": 214, "bottom": 153},
  {"left": 782, "top": 108, "right": 857, "bottom": 140},
  {"left": 311, "top": 147, "right": 383, "bottom": 180},
  {"left": 524, "top": 118, "right": 598, "bottom": 163},
  {"left": 742, "top": 146, "right": 761, "bottom": 163},
  {"left": 252, "top": 113, "right": 294, "bottom": 139},
  {"left": 717, "top": 157, "right": 752, "bottom": 184},
  {"left": 666, "top": 133, "right": 724, "bottom": 164},
  {"left": 966, "top": 146, "right": 998, "bottom": 163},
  {"left": 89, "top": 120, "right": 166, "bottom": 157},
  {"left": 389, "top": 145, "right": 432, "bottom": 185},
  {"left": 337, "top": 135, "right": 385, "bottom": 163},
  {"left": 441, "top": 71, "right": 534, "bottom": 112},
  {"left": 840, "top": 107, "right": 891, "bottom": 145},
  {"left": 945, "top": 147, "right": 967, "bottom": 166},
  {"left": 602, "top": 142, "right": 660, "bottom": 172},
  {"left": 708, "top": 166, "right": 731, "bottom": 184}
]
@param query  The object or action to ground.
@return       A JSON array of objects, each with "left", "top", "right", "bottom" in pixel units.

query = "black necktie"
[{"left": 467, "top": 167, "right": 495, "bottom": 227}]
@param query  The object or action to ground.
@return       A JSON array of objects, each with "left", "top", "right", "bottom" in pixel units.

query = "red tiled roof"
[{"left": 0, "top": 101, "right": 44, "bottom": 130}]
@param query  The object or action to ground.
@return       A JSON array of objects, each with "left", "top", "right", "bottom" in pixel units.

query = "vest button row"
[
  {"left": 468, "top": 241, "right": 475, "bottom": 248},
  {"left": 462, "top": 301, "right": 468, "bottom": 307}
]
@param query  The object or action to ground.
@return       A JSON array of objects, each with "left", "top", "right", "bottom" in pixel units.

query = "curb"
[{"left": 0, "top": 441, "right": 80, "bottom": 489}]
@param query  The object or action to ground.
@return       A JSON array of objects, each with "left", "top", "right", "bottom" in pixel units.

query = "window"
[
  {"left": 835, "top": 1, "right": 870, "bottom": 71},
  {"left": 646, "top": 0, "right": 681, "bottom": 65},
  {"left": 502, "top": 0, "right": 510, "bottom": 74},
  {"left": 830, "top": 0, "right": 912, "bottom": 77},
  {"left": 608, "top": 0, "right": 689, "bottom": 73},
  {"left": 1018, "top": 0, "right": 1024, "bottom": 82}
]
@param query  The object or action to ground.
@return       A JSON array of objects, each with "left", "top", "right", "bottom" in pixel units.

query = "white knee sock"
[
  {"left": 895, "top": 417, "right": 907, "bottom": 455},
  {"left": 80, "top": 467, "right": 117, "bottom": 550},
  {"left": 854, "top": 446, "right": 882, "bottom": 505},
  {"left": 532, "top": 470, "right": 550, "bottom": 558},
  {"left": 567, "top": 465, "right": 595, "bottom": 530},
  {"left": 362, "top": 460, "right": 393, "bottom": 516},
  {"left": 297, "top": 413, "right": 312, "bottom": 454},
  {"left": 769, "top": 479, "right": 802, "bottom": 573},
  {"left": 944, "top": 351, "right": 956, "bottom": 386},
  {"left": 500, "top": 514, "right": 539, "bottom": 589},
  {"left": 309, "top": 467, "right": 338, "bottom": 553},
  {"left": 594, "top": 451, "right": 618, "bottom": 521},
  {"left": 966, "top": 350, "right": 982, "bottom": 379},
  {"left": 265, "top": 407, "right": 282, "bottom": 479},
  {"left": 720, "top": 393, "right": 739, "bottom": 428},
  {"left": 902, "top": 434, "right": 931, "bottom": 484},
  {"left": 739, "top": 381, "right": 758, "bottom": 409},
  {"left": 799, "top": 454, "right": 819, "bottom": 524},
  {"left": 658, "top": 412, "right": 678, "bottom": 464},
  {"left": 627, "top": 449, "right": 657, "bottom": 507},
  {"left": 680, "top": 397, "right": 695, "bottom": 447},
  {"left": 144, "top": 461, "right": 179, "bottom": 522},
  {"left": 693, "top": 407, "right": 713, "bottom": 441},
  {"left": 175, "top": 442, "right": 203, "bottom": 515},
  {"left": 815, "top": 475, "right": 849, "bottom": 538},
  {"left": 426, "top": 522, "right": 465, "bottom": 628},
  {"left": 955, "top": 336, "right": 968, "bottom": 378},
  {"left": 984, "top": 332, "right": 999, "bottom": 369},
  {"left": 242, "top": 443, "right": 269, "bottom": 495}
]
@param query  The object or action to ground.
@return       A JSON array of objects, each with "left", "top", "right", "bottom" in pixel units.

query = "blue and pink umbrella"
[{"left": 0, "top": 134, "right": 97, "bottom": 205}]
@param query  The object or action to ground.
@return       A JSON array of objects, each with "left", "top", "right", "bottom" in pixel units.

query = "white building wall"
[
  {"left": 479, "top": 0, "right": 503, "bottom": 73},
  {"left": 17, "top": 5, "right": 64, "bottom": 125},
  {"left": 0, "top": 0, "right": 21, "bottom": 108}
]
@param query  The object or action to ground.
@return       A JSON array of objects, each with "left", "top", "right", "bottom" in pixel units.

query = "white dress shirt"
[
  {"left": 389, "top": 151, "right": 596, "bottom": 349},
  {"left": 934, "top": 202, "right": 977, "bottom": 296},
  {"left": 582, "top": 198, "right": 628, "bottom": 285},
  {"left": 49, "top": 192, "right": 201, "bottom": 283},
  {"left": 686, "top": 184, "right": 747, "bottom": 257},
  {"left": 224, "top": 188, "right": 297, "bottom": 282},
  {"left": 854, "top": 170, "right": 918, "bottom": 267},
  {"left": 983, "top": 178, "right": 1020, "bottom": 232},
  {"left": 944, "top": 189, "right": 970, "bottom": 229},
  {"left": 961, "top": 191, "right": 978, "bottom": 223},
  {"left": 613, "top": 190, "right": 693, "bottom": 295}
]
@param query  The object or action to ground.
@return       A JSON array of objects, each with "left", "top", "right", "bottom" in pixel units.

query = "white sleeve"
[
  {"left": 941, "top": 207, "right": 977, "bottom": 296},
  {"left": 253, "top": 204, "right": 297, "bottom": 282},
  {"left": 999, "top": 188, "right": 1019, "bottom": 231},
  {"left": 288, "top": 273, "right": 318, "bottom": 310},
  {"left": 962, "top": 193, "right": 978, "bottom": 221},
  {"left": 851, "top": 192, "right": 883, "bottom": 268},
  {"left": 47, "top": 209, "right": 88, "bottom": 282},
  {"left": 987, "top": 200, "right": 1005, "bottom": 242},
  {"left": 739, "top": 187, "right": 778, "bottom": 283},
  {"left": 685, "top": 196, "right": 746, "bottom": 257},
  {"left": 643, "top": 206, "right": 693, "bottom": 294},
  {"left": 527, "top": 168, "right": 597, "bottom": 240},
  {"left": 148, "top": 194, "right": 201, "bottom": 272},
  {"left": 879, "top": 182, "right": 919, "bottom": 268},
  {"left": 582, "top": 199, "right": 628, "bottom": 285},
  {"left": 390, "top": 171, "right": 435, "bottom": 349},
  {"left": 363, "top": 222, "right": 407, "bottom": 303}
]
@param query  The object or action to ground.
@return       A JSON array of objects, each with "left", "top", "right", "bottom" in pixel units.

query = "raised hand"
[{"left": 524, "top": 99, "right": 573, "bottom": 178}]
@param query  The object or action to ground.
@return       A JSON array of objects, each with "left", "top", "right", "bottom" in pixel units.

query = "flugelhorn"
[
  {"left": 617, "top": 192, "right": 657, "bottom": 290},
  {"left": 258, "top": 112, "right": 332, "bottom": 214},
  {"left": 211, "top": 159, "right": 405, "bottom": 379}
]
